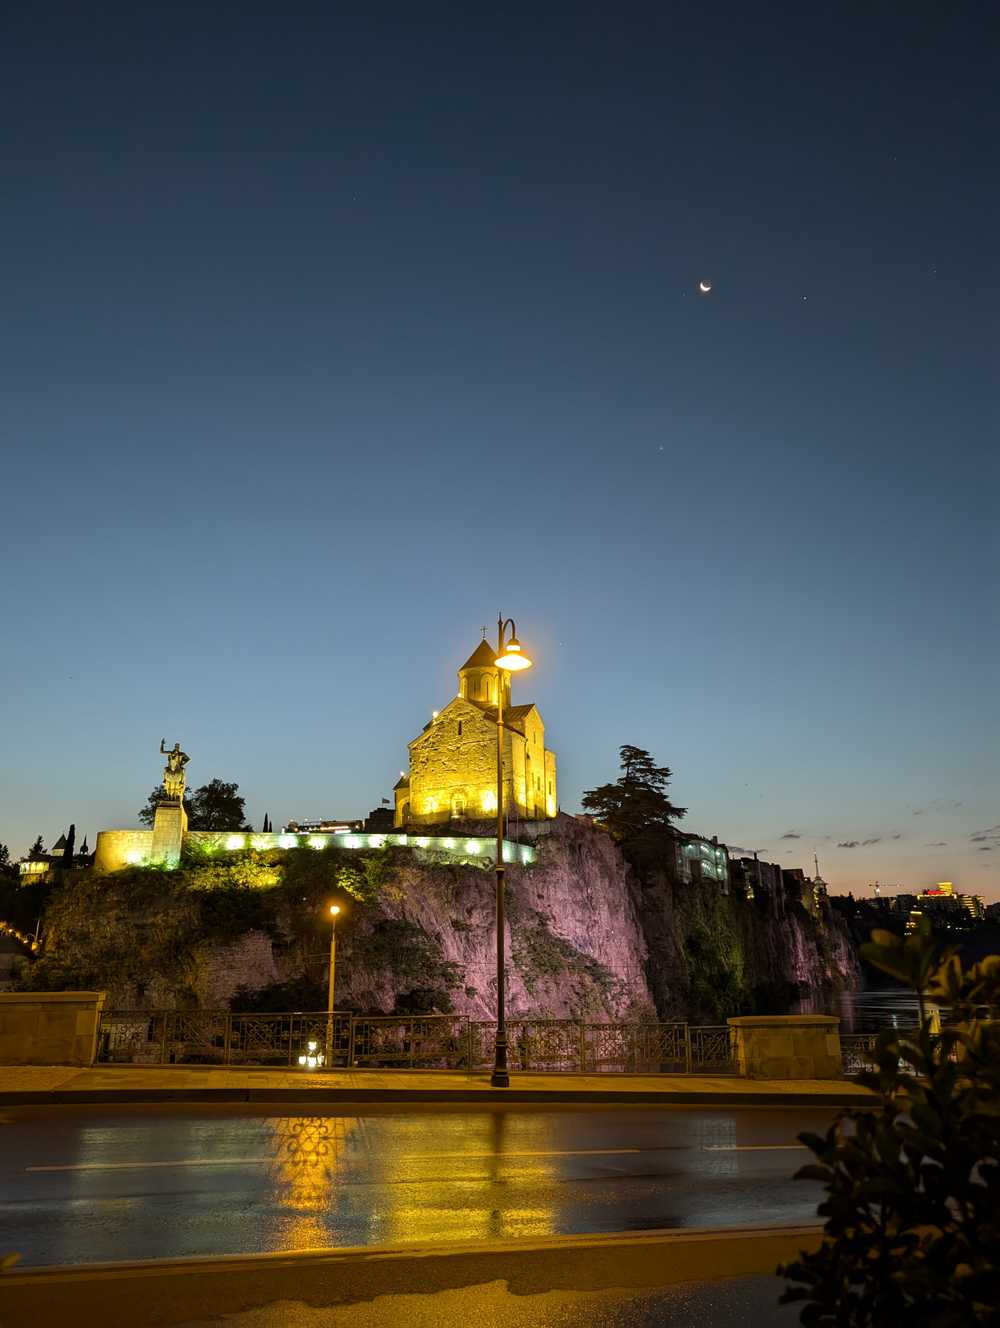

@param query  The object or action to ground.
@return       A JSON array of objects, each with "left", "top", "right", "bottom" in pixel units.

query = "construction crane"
[{"left": 868, "top": 881, "right": 903, "bottom": 899}]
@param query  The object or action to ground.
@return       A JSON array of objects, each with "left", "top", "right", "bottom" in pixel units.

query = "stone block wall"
[
  {"left": 728, "top": 1014, "right": 842, "bottom": 1079},
  {"left": 407, "top": 702, "right": 504, "bottom": 822},
  {"left": 0, "top": 991, "right": 106, "bottom": 1065},
  {"left": 94, "top": 829, "right": 154, "bottom": 872}
]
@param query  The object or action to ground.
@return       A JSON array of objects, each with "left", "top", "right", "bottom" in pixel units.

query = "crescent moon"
[{"left": 698, "top": 280, "right": 712, "bottom": 294}]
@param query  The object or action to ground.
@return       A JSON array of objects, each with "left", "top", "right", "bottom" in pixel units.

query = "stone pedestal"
[
  {"left": 0, "top": 991, "right": 106, "bottom": 1065},
  {"left": 151, "top": 799, "right": 187, "bottom": 868},
  {"left": 728, "top": 1014, "right": 842, "bottom": 1080}
]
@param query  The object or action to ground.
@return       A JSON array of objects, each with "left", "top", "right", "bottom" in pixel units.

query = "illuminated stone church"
[{"left": 394, "top": 640, "right": 558, "bottom": 827}]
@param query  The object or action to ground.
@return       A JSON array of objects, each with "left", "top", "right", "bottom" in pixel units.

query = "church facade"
[{"left": 394, "top": 640, "right": 558, "bottom": 827}]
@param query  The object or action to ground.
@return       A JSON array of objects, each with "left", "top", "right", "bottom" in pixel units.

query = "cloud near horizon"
[{"left": 970, "top": 825, "right": 1000, "bottom": 844}]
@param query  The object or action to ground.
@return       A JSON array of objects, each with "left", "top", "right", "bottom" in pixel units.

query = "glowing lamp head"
[
  {"left": 329, "top": 904, "right": 341, "bottom": 917},
  {"left": 495, "top": 637, "right": 532, "bottom": 671}
]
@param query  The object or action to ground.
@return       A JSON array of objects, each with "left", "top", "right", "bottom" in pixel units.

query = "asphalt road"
[{"left": 0, "top": 1103, "right": 832, "bottom": 1268}]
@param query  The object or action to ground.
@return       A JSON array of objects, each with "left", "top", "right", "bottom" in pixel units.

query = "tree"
[
  {"left": 581, "top": 746, "right": 686, "bottom": 850},
  {"left": 62, "top": 824, "right": 76, "bottom": 864},
  {"left": 138, "top": 788, "right": 190, "bottom": 827},
  {"left": 780, "top": 919, "right": 1000, "bottom": 1325},
  {"left": 188, "top": 779, "right": 250, "bottom": 831},
  {"left": 138, "top": 779, "right": 249, "bottom": 831},
  {"left": 0, "top": 844, "right": 16, "bottom": 880},
  {"left": 28, "top": 836, "right": 45, "bottom": 859}
]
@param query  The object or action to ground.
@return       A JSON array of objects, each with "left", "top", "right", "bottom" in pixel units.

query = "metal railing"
[
  {"left": 95, "top": 1010, "right": 736, "bottom": 1074},
  {"left": 840, "top": 1033, "right": 880, "bottom": 1076}
]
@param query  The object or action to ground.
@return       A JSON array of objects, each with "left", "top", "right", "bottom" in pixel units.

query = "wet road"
[{"left": 0, "top": 1104, "right": 831, "bottom": 1267}]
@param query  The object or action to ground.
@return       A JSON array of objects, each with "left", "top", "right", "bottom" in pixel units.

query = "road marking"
[
  {"left": 26, "top": 1158, "right": 273, "bottom": 1172},
  {"left": 27, "top": 1143, "right": 805, "bottom": 1174},
  {"left": 701, "top": 1144, "right": 808, "bottom": 1152},
  {"left": 26, "top": 1146, "right": 658, "bottom": 1173},
  {"left": 407, "top": 1148, "right": 644, "bottom": 1160}
]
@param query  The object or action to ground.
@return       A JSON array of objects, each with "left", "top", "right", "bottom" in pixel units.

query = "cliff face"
[
  {"left": 267, "top": 818, "right": 656, "bottom": 1021},
  {"left": 23, "top": 818, "right": 859, "bottom": 1020},
  {"left": 630, "top": 859, "right": 859, "bottom": 1023}
]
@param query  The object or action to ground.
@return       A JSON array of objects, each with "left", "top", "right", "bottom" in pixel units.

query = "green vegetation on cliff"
[{"left": 16, "top": 843, "right": 455, "bottom": 1011}]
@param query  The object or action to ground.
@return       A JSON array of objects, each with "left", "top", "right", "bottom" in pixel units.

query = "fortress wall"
[{"left": 94, "top": 830, "right": 153, "bottom": 873}]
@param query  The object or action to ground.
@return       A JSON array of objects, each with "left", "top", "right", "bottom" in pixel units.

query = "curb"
[
  {"left": 0, "top": 1085, "right": 873, "bottom": 1107},
  {"left": 0, "top": 1224, "right": 824, "bottom": 1327}
]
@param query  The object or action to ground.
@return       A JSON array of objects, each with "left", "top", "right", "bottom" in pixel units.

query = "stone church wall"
[{"left": 407, "top": 703, "right": 503, "bottom": 822}]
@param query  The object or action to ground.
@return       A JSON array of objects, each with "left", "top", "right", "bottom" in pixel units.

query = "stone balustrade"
[
  {"left": 728, "top": 1013, "right": 842, "bottom": 1079},
  {"left": 0, "top": 991, "right": 106, "bottom": 1066}
]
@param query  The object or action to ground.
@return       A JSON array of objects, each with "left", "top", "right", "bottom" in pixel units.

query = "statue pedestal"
[{"left": 151, "top": 800, "right": 187, "bottom": 869}]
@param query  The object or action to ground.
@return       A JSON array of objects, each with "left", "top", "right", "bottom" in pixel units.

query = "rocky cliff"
[{"left": 20, "top": 817, "right": 858, "bottom": 1020}]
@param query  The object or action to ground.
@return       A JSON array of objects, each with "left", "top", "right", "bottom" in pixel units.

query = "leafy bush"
[{"left": 780, "top": 919, "right": 1000, "bottom": 1326}]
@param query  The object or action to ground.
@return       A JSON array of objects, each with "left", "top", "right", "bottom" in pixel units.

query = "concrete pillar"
[
  {"left": 728, "top": 1014, "right": 842, "bottom": 1080},
  {"left": 0, "top": 992, "right": 106, "bottom": 1065},
  {"left": 151, "top": 800, "right": 187, "bottom": 868}
]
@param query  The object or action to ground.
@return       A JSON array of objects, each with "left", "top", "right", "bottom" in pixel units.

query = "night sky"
[{"left": 2, "top": 3, "right": 996, "bottom": 898}]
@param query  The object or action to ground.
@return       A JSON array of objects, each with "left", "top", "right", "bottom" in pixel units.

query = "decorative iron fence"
[
  {"left": 95, "top": 1010, "right": 736, "bottom": 1074},
  {"left": 840, "top": 1033, "right": 880, "bottom": 1076}
]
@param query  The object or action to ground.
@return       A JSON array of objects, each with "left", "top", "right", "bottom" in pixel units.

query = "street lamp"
[
  {"left": 326, "top": 904, "right": 341, "bottom": 1063},
  {"left": 491, "top": 613, "right": 533, "bottom": 1088}
]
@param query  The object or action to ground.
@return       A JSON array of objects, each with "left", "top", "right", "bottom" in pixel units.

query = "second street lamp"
[{"left": 491, "top": 613, "right": 533, "bottom": 1088}]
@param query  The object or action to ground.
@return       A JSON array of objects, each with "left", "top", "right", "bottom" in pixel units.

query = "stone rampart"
[{"left": 93, "top": 828, "right": 536, "bottom": 874}]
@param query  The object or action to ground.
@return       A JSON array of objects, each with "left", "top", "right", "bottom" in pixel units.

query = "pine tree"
[
  {"left": 28, "top": 836, "right": 45, "bottom": 859},
  {"left": 581, "top": 745, "right": 686, "bottom": 860}
]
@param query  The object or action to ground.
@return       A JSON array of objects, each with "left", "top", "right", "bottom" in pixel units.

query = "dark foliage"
[
  {"left": 139, "top": 779, "right": 249, "bottom": 830},
  {"left": 780, "top": 919, "right": 1000, "bottom": 1326},
  {"left": 28, "top": 836, "right": 45, "bottom": 859},
  {"left": 230, "top": 975, "right": 327, "bottom": 1013},
  {"left": 582, "top": 745, "right": 686, "bottom": 862}
]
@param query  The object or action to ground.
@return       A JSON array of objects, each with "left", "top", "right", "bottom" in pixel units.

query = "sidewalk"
[{"left": 0, "top": 1063, "right": 876, "bottom": 1106}]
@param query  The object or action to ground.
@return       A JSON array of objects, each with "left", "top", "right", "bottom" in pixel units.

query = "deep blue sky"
[{"left": 1, "top": 3, "right": 996, "bottom": 897}]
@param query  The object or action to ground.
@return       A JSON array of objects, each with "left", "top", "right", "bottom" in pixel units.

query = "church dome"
[
  {"left": 459, "top": 640, "right": 498, "bottom": 672},
  {"left": 458, "top": 639, "right": 506, "bottom": 706}
]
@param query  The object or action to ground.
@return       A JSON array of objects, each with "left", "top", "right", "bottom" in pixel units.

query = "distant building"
[
  {"left": 363, "top": 806, "right": 395, "bottom": 833},
  {"left": 907, "top": 881, "right": 985, "bottom": 930},
  {"left": 18, "top": 833, "right": 92, "bottom": 883},
  {"left": 282, "top": 819, "right": 362, "bottom": 835},
  {"left": 728, "top": 853, "right": 783, "bottom": 900},
  {"left": 782, "top": 867, "right": 827, "bottom": 917},
  {"left": 672, "top": 832, "right": 729, "bottom": 891}
]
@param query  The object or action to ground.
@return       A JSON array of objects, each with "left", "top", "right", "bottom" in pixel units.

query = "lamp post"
[
  {"left": 326, "top": 904, "right": 341, "bottom": 1063},
  {"left": 491, "top": 614, "right": 533, "bottom": 1088}
]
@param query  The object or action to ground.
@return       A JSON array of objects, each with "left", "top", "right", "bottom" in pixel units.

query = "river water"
[{"left": 794, "top": 987, "right": 928, "bottom": 1032}]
